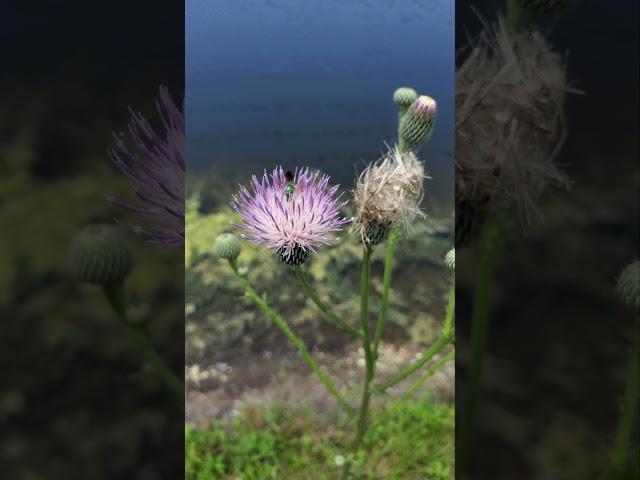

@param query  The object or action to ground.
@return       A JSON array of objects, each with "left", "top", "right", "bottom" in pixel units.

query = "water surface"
[{"left": 186, "top": 0, "right": 455, "bottom": 204}]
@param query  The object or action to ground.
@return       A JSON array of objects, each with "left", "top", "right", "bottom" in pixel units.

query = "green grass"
[{"left": 185, "top": 397, "right": 454, "bottom": 480}]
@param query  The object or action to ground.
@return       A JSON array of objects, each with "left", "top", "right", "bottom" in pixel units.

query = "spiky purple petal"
[
  {"left": 231, "top": 167, "right": 350, "bottom": 262},
  {"left": 109, "top": 86, "right": 184, "bottom": 248}
]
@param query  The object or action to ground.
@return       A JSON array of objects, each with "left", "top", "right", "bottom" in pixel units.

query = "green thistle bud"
[
  {"left": 445, "top": 248, "right": 455, "bottom": 270},
  {"left": 213, "top": 232, "right": 241, "bottom": 260},
  {"left": 617, "top": 260, "right": 639, "bottom": 310},
  {"left": 399, "top": 95, "right": 437, "bottom": 151},
  {"left": 393, "top": 87, "right": 418, "bottom": 115},
  {"left": 69, "top": 224, "right": 132, "bottom": 285}
]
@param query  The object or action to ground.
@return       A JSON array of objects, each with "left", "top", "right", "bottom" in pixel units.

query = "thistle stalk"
[
  {"left": 373, "top": 332, "right": 453, "bottom": 394},
  {"left": 227, "top": 259, "right": 354, "bottom": 417},
  {"left": 102, "top": 282, "right": 184, "bottom": 400},
  {"left": 606, "top": 343, "right": 640, "bottom": 477},
  {"left": 459, "top": 214, "right": 505, "bottom": 473},
  {"left": 294, "top": 266, "right": 362, "bottom": 339},
  {"left": 354, "top": 245, "right": 375, "bottom": 449},
  {"left": 373, "top": 228, "right": 402, "bottom": 357},
  {"left": 373, "top": 348, "right": 455, "bottom": 428}
]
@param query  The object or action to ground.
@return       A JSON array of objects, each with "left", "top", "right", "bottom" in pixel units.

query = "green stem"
[
  {"left": 227, "top": 260, "right": 354, "bottom": 417},
  {"left": 459, "top": 215, "right": 503, "bottom": 473},
  {"left": 294, "top": 266, "right": 362, "bottom": 339},
  {"left": 354, "top": 246, "right": 375, "bottom": 450},
  {"left": 442, "top": 282, "right": 455, "bottom": 337},
  {"left": 375, "top": 348, "right": 455, "bottom": 427},
  {"left": 397, "top": 109, "right": 408, "bottom": 152},
  {"left": 398, "top": 137, "right": 407, "bottom": 154},
  {"left": 102, "top": 283, "right": 184, "bottom": 401},
  {"left": 341, "top": 246, "right": 375, "bottom": 480},
  {"left": 373, "top": 228, "right": 401, "bottom": 358},
  {"left": 373, "top": 332, "right": 453, "bottom": 394},
  {"left": 611, "top": 344, "right": 640, "bottom": 469},
  {"left": 506, "top": 0, "right": 522, "bottom": 33}
]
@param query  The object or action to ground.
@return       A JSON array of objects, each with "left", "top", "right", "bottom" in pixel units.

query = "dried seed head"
[
  {"left": 456, "top": 18, "right": 570, "bottom": 229},
  {"left": 353, "top": 146, "right": 425, "bottom": 243}
]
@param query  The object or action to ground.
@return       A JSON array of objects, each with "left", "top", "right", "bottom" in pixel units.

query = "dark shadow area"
[
  {"left": 1, "top": 2, "right": 184, "bottom": 479},
  {"left": 455, "top": 0, "right": 639, "bottom": 479}
]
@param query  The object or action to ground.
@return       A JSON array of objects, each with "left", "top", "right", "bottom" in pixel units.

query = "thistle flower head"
[
  {"left": 353, "top": 146, "right": 425, "bottom": 243},
  {"left": 108, "top": 86, "right": 185, "bottom": 248},
  {"left": 456, "top": 19, "right": 570, "bottom": 230},
  {"left": 69, "top": 224, "right": 132, "bottom": 285},
  {"left": 617, "top": 260, "right": 639, "bottom": 310},
  {"left": 213, "top": 232, "right": 242, "bottom": 260},
  {"left": 399, "top": 95, "right": 438, "bottom": 150},
  {"left": 231, "top": 167, "right": 349, "bottom": 266}
]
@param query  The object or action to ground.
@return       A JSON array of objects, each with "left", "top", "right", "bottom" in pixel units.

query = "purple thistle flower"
[
  {"left": 108, "top": 86, "right": 185, "bottom": 248},
  {"left": 231, "top": 167, "right": 350, "bottom": 266}
]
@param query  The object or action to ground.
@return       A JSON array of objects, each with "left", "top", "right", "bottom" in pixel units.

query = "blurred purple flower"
[
  {"left": 108, "top": 86, "right": 184, "bottom": 248},
  {"left": 231, "top": 167, "right": 349, "bottom": 265}
]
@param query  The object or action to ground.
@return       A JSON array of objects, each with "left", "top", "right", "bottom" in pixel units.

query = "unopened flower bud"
[
  {"left": 617, "top": 260, "right": 639, "bottom": 310},
  {"left": 213, "top": 232, "right": 241, "bottom": 260},
  {"left": 399, "top": 95, "right": 437, "bottom": 150},
  {"left": 445, "top": 248, "right": 455, "bottom": 270},
  {"left": 393, "top": 87, "right": 418, "bottom": 115},
  {"left": 69, "top": 224, "right": 132, "bottom": 285}
]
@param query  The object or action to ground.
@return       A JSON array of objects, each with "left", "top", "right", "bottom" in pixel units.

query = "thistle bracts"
[
  {"left": 445, "top": 248, "right": 455, "bottom": 270},
  {"left": 277, "top": 244, "right": 310, "bottom": 266},
  {"left": 617, "top": 260, "right": 640, "bottom": 310},
  {"left": 69, "top": 224, "right": 132, "bottom": 285},
  {"left": 357, "top": 222, "right": 389, "bottom": 246},
  {"left": 399, "top": 95, "right": 437, "bottom": 152},
  {"left": 393, "top": 87, "right": 419, "bottom": 134},
  {"left": 213, "top": 232, "right": 242, "bottom": 260}
]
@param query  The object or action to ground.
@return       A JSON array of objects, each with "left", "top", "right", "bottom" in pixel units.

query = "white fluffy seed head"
[
  {"left": 456, "top": 17, "right": 571, "bottom": 227},
  {"left": 352, "top": 146, "right": 426, "bottom": 242}
]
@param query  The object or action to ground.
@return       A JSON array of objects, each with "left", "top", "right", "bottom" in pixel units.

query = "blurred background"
[
  {"left": 185, "top": 0, "right": 456, "bottom": 478},
  {"left": 0, "top": 2, "right": 184, "bottom": 479},
  {"left": 455, "top": 0, "right": 639, "bottom": 479}
]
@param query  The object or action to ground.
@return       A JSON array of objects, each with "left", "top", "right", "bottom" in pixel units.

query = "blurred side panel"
[
  {"left": 0, "top": 2, "right": 185, "bottom": 478},
  {"left": 455, "top": 0, "right": 639, "bottom": 478}
]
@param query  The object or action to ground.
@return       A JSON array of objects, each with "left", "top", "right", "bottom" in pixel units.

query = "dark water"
[{"left": 186, "top": 0, "right": 455, "bottom": 205}]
